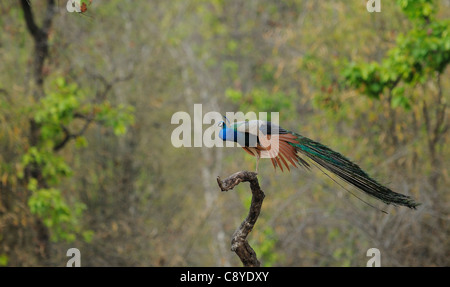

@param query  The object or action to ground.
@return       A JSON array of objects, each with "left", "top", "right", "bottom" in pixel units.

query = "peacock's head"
[
  {"left": 218, "top": 115, "right": 232, "bottom": 141},
  {"left": 218, "top": 115, "right": 231, "bottom": 129}
]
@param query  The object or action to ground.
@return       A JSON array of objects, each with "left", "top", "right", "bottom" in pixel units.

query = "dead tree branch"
[{"left": 217, "top": 171, "right": 265, "bottom": 267}]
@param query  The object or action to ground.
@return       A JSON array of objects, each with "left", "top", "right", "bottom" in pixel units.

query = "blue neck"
[{"left": 219, "top": 126, "right": 238, "bottom": 142}]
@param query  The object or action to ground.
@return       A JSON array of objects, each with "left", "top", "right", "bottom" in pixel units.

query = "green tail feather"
[{"left": 289, "top": 133, "right": 419, "bottom": 209}]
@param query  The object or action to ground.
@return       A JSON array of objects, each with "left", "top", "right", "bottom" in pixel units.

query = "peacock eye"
[{"left": 218, "top": 121, "right": 224, "bottom": 127}]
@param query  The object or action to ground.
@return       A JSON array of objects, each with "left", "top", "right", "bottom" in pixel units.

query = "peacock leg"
[{"left": 255, "top": 154, "right": 260, "bottom": 174}]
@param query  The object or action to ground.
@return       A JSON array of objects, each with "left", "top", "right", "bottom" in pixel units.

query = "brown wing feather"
[
  {"left": 278, "top": 141, "right": 298, "bottom": 168},
  {"left": 275, "top": 134, "right": 301, "bottom": 171},
  {"left": 240, "top": 133, "right": 308, "bottom": 172},
  {"left": 277, "top": 150, "right": 290, "bottom": 171}
]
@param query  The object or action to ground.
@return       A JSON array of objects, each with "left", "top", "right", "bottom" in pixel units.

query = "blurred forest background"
[{"left": 0, "top": 0, "right": 448, "bottom": 266}]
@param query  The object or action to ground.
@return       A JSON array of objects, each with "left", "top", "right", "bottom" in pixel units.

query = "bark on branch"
[
  {"left": 20, "top": 0, "right": 56, "bottom": 90},
  {"left": 217, "top": 171, "right": 265, "bottom": 267}
]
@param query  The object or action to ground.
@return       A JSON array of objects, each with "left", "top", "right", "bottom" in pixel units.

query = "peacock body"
[{"left": 218, "top": 119, "right": 419, "bottom": 209}]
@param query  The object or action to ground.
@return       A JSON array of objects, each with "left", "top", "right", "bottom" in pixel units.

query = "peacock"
[{"left": 218, "top": 119, "right": 419, "bottom": 209}]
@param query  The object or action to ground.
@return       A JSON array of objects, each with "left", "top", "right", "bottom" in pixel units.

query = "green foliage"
[
  {"left": 343, "top": 61, "right": 386, "bottom": 99},
  {"left": 19, "top": 76, "right": 134, "bottom": 244},
  {"left": 27, "top": 182, "right": 86, "bottom": 242},
  {"left": 94, "top": 102, "right": 135, "bottom": 136},
  {"left": 21, "top": 147, "right": 72, "bottom": 184},
  {"left": 35, "top": 77, "right": 134, "bottom": 140},
  {"left": 398, "top": 0, "right": 435, "bottom": 22},
  {"left": 35, "top": 77, "right": 82, "bottom": 140},
  {"left": 343, "top": 0, "right": 449, "bottom": 109},
  {"left": 0, "top": 254, "right": 8, "bottom": 267}
]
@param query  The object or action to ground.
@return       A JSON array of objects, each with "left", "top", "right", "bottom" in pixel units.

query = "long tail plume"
[{"left": 289, "top": 133, "right": 419, "bottom": 209}]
